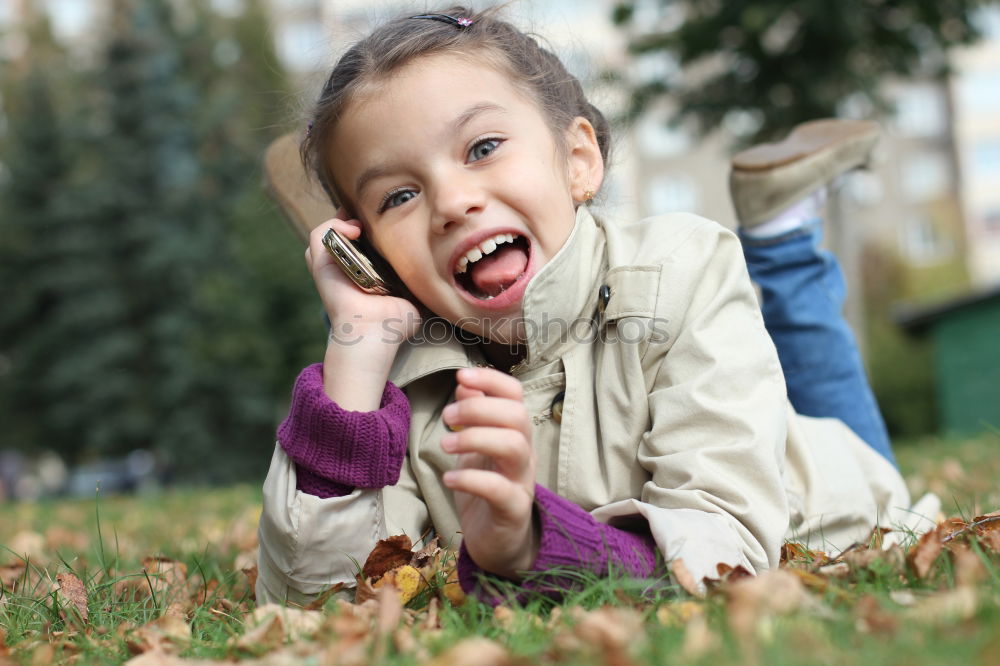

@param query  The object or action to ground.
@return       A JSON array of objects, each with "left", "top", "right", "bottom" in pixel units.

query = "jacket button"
[
  {"left": 597, "top": 284, "right": 611, "bottom": 316},
  {"left": 550, "top": 391, "right": 565, "bottom": 424}
]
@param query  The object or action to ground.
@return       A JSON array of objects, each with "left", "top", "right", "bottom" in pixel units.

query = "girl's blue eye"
[
  {"left": 469, "top": 138, "right": 502, "bottom": 162},
  {"left": 379, "top": 189, "right": 416, "bottom": 213}
]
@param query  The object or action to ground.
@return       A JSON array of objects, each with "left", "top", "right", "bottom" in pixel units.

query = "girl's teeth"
[{"left": 454, "top": 232, "right": 522, "bottom": 274}]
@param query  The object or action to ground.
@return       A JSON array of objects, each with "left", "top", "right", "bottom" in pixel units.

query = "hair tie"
[{"left": 409, "top": 14, "right": 473, "bottom": 28}]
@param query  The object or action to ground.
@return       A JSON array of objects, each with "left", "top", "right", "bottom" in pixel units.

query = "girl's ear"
[{"left": 564, "top": 117, "right": 605, "bottom": 204}]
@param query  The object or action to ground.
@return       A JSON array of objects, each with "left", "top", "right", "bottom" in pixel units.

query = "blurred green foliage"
[
  {"left": 0, "top": 0, "right": 325, "bottom": 481},
  {"left": 612, "top": 0, "right": 987, "bottom": 144}
]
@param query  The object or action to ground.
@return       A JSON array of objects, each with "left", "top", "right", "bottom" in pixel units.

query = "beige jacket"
[{"left": 257, "top": 206, "right": 929, "bottom": 605}]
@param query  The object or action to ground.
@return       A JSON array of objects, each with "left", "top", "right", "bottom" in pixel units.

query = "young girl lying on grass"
[{"left": 256, "top": 6, "right": 937, "bottom": 605}]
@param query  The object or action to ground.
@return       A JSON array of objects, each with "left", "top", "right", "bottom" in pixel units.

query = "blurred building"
[{"left": 3, "top": 0, "right": 998, "bottom": 292}]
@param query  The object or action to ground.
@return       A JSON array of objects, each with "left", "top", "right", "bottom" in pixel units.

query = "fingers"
[
  {"left": 442, "top": 468, "right": 532, "bottom": 517},
  {"left": 455, "top": 367, "right": 523, "bottom": 401},
  {"left": 442, "top": 396, "right": 530, "bottom": 440},
  {"left": 454, "top": 383, "right": 485, "bottom": 401},
  {"left": 441, "top": 427, "right": 531, "bottom": 475}
]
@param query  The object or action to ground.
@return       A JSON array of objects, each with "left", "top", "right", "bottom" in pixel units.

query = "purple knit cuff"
[
  {"left": 458, "top": 485, "right": 660, "bottom": 604},
  {"left": 277, "top": 363, "right": 411, "bottom": 498}
]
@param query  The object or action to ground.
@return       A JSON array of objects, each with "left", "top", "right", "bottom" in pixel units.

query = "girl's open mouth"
[{"left": 454, "top": 232, "right": 531, "bottom": 300}]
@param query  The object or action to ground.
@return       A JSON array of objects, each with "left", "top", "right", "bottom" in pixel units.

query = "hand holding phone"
[{"left": 321, "top": 227, "right": 392, "bottom": 295}]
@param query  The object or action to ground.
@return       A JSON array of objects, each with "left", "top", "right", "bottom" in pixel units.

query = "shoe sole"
[
  {"left": 263, "top": 132, "right": 339, "bottom": 244},
  {"left": 730, "top": 119, "right": 880, "bottom": 227}
]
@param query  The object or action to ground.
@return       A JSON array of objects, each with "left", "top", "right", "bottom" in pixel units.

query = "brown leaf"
[
  {"left": 854, "top": 595, "right": 898, "bottom": 635},
  {"left": 429, "top": 637, "right": 513, "bottom": 666},
  {"left": 442, "top": 566, "right": 466, "bottom": 606},
  {"left": 233, "top": 603, "right": 324, "bottom": 652},
  {"left": 726, "top": 570, "right": 808, "bottom": 640},
  {"left": 906, "top": 586, "right": 978, "bottom": 624},
  {"left": 715, "top": 562, "right": 754, "bottom": 583},
  {"left": 978, "top": 529, "right": 1000, "bottom": 555},
  {"left": 655, "top": 600, "right": 703, "bottom": 627},
  {"left": 575, "top": 606, "right": 643, "bottom": 648},
  {"left": 362, "top": 535, "right": 413, "bottom": 582},
  {"left": 125, "top": 613, "right": 191, "bottom": 655},
  {"left": 779, "top": 542, "right": 828, "bottom": 568},
  {"left": 410, "top": 536, "right": 442, "bottom": 570},
  {"left": 140, "top": 558, "right": 189, "bottom": 606},
  {"left": 951, "top": 543, "right": 987, "bottom": 588},
  {"left": 0, "top": 562, "right": 27, "bottom": 593},
  {"left": 8, "top": 532, "right": 45, "bottom": 562},
  {"left": 670, "top": 558, "right": 701, "bottom": 597},
  {"left": 354, "top": 573, "right": 378, "bottom": 605},
  {"left": 681, "top": 613, "right": 719, "bottom": 659},
  {"left": 303, "top": 582, "right": 344, "bottom": 611},
  {"left": 908, "top": 527, "right": 944, "bottom": 579},
  {"left": 55, "top": 572, "right": 88, "bottom": 623}
]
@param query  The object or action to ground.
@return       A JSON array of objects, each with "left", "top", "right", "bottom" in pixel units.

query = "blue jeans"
[{"left": 740, "top": 221, "right": 897, "bottom": 466}]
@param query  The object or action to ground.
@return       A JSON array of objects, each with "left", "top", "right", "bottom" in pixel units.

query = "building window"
[
  {"left": 957, "top": 72, "right": 1000, "bottom": 116},
  {"left": 44, "top": 0, "right": 94, "bottom": 43},
  {"left": 900, "top": 152, "right": 950, "bottom": 203},
  {"left": 900, "top": 212, "right": 951, "bottom": 264},
  {"left": 893, "top": 84, "right": 947, "bottom": 138},
  {"left": 645, "top": 174, "right": 698, "bottom": 215},
  {"left": 636, "top": 113, "right": 690, "bottom": 159},
  {"left": 970, "top": 141, "right": 1000, "bottom": 179}
]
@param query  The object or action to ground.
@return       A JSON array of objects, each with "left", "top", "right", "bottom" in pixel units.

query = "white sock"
[{"left": 743, "top": 188, "right": 828, "bottom": 239}]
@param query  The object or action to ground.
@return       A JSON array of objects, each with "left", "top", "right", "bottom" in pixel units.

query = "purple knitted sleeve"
[
  {"left": 276, "top": 363, "right": 411, "bottom": 498},
  {"left": 457, "top": 484, "right": 660, "bottom": 604}
]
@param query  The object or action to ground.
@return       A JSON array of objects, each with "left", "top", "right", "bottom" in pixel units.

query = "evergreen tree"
[
  {"left": 612, "top": 0, "right": 987, "bottom": 143},
  {"left": 0, "top": 68, "right": 80, "bottom": 455}
]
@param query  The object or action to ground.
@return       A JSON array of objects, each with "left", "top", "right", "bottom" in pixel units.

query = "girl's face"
[{"left": 328, "top": 53, "right": 604, "bottom": 343}]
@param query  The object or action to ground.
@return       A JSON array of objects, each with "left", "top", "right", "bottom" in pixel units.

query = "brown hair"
[{"left": 301, "top": 5, "right": 611, "bottom": 210}]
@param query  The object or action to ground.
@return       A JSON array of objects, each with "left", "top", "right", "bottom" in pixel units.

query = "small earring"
[{"left": 583, "top": 189, "right": 596, "bottom": 202}]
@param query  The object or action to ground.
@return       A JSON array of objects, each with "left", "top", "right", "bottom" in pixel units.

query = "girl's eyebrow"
[{"left": 353, "top": 102, "right": 507, "bottom": 200}]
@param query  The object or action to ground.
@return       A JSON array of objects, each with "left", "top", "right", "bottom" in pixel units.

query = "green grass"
[{"left": 1, "top": 433, "right": 998, "bottom": 664}]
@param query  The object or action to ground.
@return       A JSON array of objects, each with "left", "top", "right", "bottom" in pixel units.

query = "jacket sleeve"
[
  {"left": 595, "top": 220, "right": 789, "bottom": 590},
  {"left": 457, "top": 484, "right": 660, "bottom": 605},
  {"left": 256, "top": 364, "right": 418, "bottom": 605}
]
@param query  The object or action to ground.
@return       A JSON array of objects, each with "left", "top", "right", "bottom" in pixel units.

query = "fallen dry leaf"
[
  {"left": 0, "top": 562, "right": 27, "bottom": 593},
  {"left": 136, "top": 557, "right": 191, "bottom": 609},
  {"left": 681, "top": 612, "right": 719, "bottom": 659},
  {"left": 302, "top": 581, "right": 344, "bottom": 611},
  {"left": 55, "top": 572, "right": 88, "bottom": 623},
  {"left": 655, "top": 600, "right": 703, "bottom": 627},
  {"left": 670, "top": 558, "right": 701, "bottom": 597},
  {"left": 726, "top": 569, "right": 808, "bottom": 640},
  {"left": 906, "top": 586, "right": 978, "bottom": 624},
  {"left": 373, "top": 564, "right": 426, "bottom": 605},
  {"left": 780, "top": 542, "right": 828, "bottom": 568},
  {"left": 854, "top": 595, "right": 898, "bottom": 635},
  {"left": 908, "top": 527, "right": 944, "bottom": 579},
  {"left": 363, "top": 535, "right": 413, "bottom": 581},
  {"left": 8, "top": 532, "right": 45, "bottom": 562},
  {"left": 442, "top": 566, "right": 466, "bottom": 606},
  {"left": 429, "top": 637, "right": 513, "bottom": 666},
  {"left": 951, "top": 543, "right": 987, "bottom": 587},
  {"left": 125, "top": 613, "right": 191, "bottom": 655}
]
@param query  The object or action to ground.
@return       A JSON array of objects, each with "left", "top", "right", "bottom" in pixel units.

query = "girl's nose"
[{"left": 429, "top": 176, "right": 485, "bottom": 234}]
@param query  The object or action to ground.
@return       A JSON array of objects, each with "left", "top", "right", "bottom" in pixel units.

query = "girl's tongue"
[{"left": 468, "top": 244, "right": 529, "bottom": 297}]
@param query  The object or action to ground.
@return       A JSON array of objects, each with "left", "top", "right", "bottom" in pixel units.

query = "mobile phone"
[{"left": 321, "top": 227, "right": 392, "bottom": 295}]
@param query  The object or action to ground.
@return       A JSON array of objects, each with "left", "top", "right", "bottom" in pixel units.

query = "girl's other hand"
[
  {"left": 440, "top": 367, "right": 538, "bottom": 578},
  {"left": 306, "top": 209, "right": 421, "bottom": 343}
]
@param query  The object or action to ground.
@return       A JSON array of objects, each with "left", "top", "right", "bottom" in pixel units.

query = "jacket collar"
[{"left": 389, "top": 205, "right": 607, "bottom": 387}]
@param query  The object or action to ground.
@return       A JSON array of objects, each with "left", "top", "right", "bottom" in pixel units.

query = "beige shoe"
[
  {"left": 729, "top": 119, "right": 880, "bottom": 227},
  {"left": 263, "top": 132, "right": 339, "bottom": 244}
]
